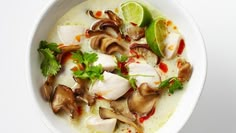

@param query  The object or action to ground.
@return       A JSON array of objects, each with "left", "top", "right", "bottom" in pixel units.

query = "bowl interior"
[{"left": 27, "top": 0, "right": 207, "bottom": 133}]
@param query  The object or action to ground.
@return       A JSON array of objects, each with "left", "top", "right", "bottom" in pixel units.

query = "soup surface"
[{"left": 38, "top": 0, "right": 193, "bottom": 133}]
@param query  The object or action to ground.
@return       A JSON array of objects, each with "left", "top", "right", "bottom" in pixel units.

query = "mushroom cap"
[
  {"left": 110, "top": 98, "right": 136, "bottom": 121},
  {"left": 51, "top": 84, "right": 78, "bottom": 118},
  {"left": 127, "top": 83, "right": 160, "bottom": 116},
  {"left": 127, "top": 90, "right": 158, "bottom": 116},
  {"left": 178, "top": 60, "right": 193, "bottom": 82}
]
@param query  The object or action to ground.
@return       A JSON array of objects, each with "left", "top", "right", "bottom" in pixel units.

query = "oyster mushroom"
[
  {"left": 137, "top": 83, "right": 161, "bottom": 96},
  {"left": 73, "top": 77, "right": 96, "bottom": 106},
  {"left": 105, "top": 10, "right": 123, "bottom": 26},
  {"left": 178, "top": 60, "right": 193, "bottom": 82},
  {"left": 130, "top": 43, "right": 159, "bottom": 66},
  {"left": 85, "top": 29, "right": 111, "bottom": 38},
  {"left": 110, "top": 98, "right": 136, "bottom": 121},
  {"left": 91, "top": 19, "right": 119, "bottom": 31},
  {"left": 128, "top": 83, "right": 160, "bottom": 116},
  {"left": 90, "top": 35, "right": 128, "bottom": 55},
  {"left": 99, "top": 107, "right": 143, "bottom": 133},
  {"left": 40, "top": 75, "right": 55, "bottom": 101},
  {"left": 57, "top": 45, "right": 81, "bottom": 64},
  {"left": 51, "top": 84, "right": 78, "bottom": 118}
]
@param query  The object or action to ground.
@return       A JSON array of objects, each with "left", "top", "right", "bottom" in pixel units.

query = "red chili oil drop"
[
  {"left": 96, "top": 95, "right": 105, "bottom": 100},
  {"left": 139, "top": 108, "right": 156, "bottom": 123},
  {"left": 177, "top": 39, "right": 185, "bottom": 55},
  {"left": 159, "top": 62, "right": 168, "bottom": 73},
  {"left": 95, "top": 11, "right": 102, "bottom": 17},
  {"left": 61, "top": 52, "right": 72, "bottom": 65}
]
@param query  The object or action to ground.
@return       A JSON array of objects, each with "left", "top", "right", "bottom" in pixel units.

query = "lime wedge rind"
[{"left": 146, "top": 16, "right": 167, "bottom": 57}]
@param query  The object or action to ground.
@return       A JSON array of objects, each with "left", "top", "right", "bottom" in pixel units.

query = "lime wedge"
[
  {"left": 146, "top": 16, "right": 167, "bottom": 57},
  {"left": 121, "top": 1, "right": 152, "bottom": 27}
]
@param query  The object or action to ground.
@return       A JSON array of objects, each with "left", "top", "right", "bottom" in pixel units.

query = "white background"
[{"left": 0, "top": 0, "right": 235, "bottom": 132}]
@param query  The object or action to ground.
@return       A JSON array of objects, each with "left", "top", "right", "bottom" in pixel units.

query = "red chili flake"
[
  {"left": 130, "top": 22, "right": 137, "bottom": 26},
  {"left": 126, "top": 57, "right": 135, "bottom": 65},
  {"left": 159, "top": 62, "right": 168, "bottom": 73},
  {"left": 177, "top": 39, "right": 185, "bottom": 55},
  {"left": 139, "top": 108, "right": 156, "bottom": 123},
  {"left": 130, "top": 50, "right": 140, "bottom": 58},
  {"left": 71, "top": 66, "right": 78, "bottom": 72},
  {"left": 118, "top": 61, "right": 129, "bottom": 75},
  {"left": 95, "top": 11, "right": 102, "bottom": 17},
  {"left": 77, "top": 106, "right": 83, "bottom": 115},
  {"left": 96, "top": 95, "right": 105, "bottom": 100}
]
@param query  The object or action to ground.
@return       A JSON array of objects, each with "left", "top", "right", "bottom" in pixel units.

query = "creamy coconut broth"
[{"left": 38, "top": 0, "right": 193, "bottom": 133}]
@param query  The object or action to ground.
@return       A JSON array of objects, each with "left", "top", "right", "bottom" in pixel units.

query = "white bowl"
[{"left": 26, "top": 0, "right": 207, "bottom": 133}]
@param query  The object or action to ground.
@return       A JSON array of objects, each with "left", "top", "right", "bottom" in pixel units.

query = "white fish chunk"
[
  {"left": 164, "top": 32, "right": 182, "bottom": 59},
  {"left": 86, "top": 116, "right": 117, "bottom": 133},
  {"left": 128, "top": 63, "right": 161, "bottom": 88},
  {"left": 93, "top": 53, "right": 117, "bottom": 71},
  {"left": 90, "top": 71, "right": 130, "bottom": 100},
  {"left": 57, "top": 25, "right": 85, "bottom": 45},
  {"left": 55, "top": 59, "right": 77, "bottom": 89}
]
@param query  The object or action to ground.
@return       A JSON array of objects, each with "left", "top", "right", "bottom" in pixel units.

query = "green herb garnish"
[
  {"left": 39, "top": 40, "right": 61, "bottom": 54},
  {"left": 71, "top": 51, "right": 103, "bottom": 82},
  {"left": 129, "top": 78, "right": 137, "bottom": 89},
  {"left": 159, "top": 77, "right": 183, "bottom": 94},
  {"left": 38, "top": 41, "right": 61, "bottom": 76}
]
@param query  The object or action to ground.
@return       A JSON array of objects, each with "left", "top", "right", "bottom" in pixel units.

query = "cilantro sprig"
[
  {"left": 38, "top": 41, "right": 61, "bottom": 76},
  {"left": 159, "top": 77, "right": 183, "bottom": 94},
  {"left": 71, "top": 51, "right": 103, "bottom": 82}
]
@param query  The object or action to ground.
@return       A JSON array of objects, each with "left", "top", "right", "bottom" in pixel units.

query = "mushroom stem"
[
  {"left": 73, "top": 77, "right": 96, "bottom": 106},
  {"left": 40, "top": 75, "right": 55, "bottom": 101},
  {"left": 105, "top": 10, "right": 123, "bottom": 26},
  {"left": 57, "top": 45, "right": 81, "bottom": 64},
  {"left": 85, "top": 29, "right": 111, "bottom": 38}
]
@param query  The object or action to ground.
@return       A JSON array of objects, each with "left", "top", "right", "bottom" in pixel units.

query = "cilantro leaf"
[
  {"left": 72, "top": 51, "right": 98, "bottom": 67},
  {"left": 83, "top": 52, "right": 98, "bottom": 65},
  {"left": 118, "top": 55, "right": 128, "bottom": 62},
  {"left": 159, "top": 77, "right": 183, "bottom": 94},
  {"left": 168, "top": 78, "right": 183, "bottom": 94},
  {"left": 39, "top": 40, "right": 61, "bottom": 54},
  {"left": 71, "top": 51, "right": 103, "bottom": 82},
  {"left": 38, "top": 48, "right": 61, "bottom": 76},
  {"left": 71, "top": 50, "right": 84, "bottom": 63},
  {"left": 129, "top": 78, "right": 137, "bottom": 89}
]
